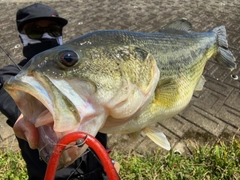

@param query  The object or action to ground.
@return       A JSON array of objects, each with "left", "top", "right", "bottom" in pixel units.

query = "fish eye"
[{"left": 58, "top": 50, "right": 79, "bottom": 67}]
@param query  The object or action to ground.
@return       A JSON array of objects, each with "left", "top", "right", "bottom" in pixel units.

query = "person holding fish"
[
  {"left": 0, "top": 1, "right": 236, "bottom": 180},
  {"left": 0, "top": 3, "right": 112, "bottom": 180}
]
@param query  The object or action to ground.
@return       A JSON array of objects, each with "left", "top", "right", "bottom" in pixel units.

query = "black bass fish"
[{"left": 4, "top": 19, "right": 236, "bottom": 168}]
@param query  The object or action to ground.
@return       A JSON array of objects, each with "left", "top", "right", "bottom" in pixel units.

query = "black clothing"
[
  {"left": 22, "top": 38, "right": 60, "bottom": 59},
  {"left": 0, "top": 60, "right": 108, "bottom": 180},
  {"left": 16, "top": 3, "right": 68, "bottom": 32},
  {"left": 0, "top": 65, "right": 21, "bottom": 127}
]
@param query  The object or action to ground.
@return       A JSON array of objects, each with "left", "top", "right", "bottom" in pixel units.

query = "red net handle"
[{"left": 44, "top": 132, "right": 120, "bottom": 180}]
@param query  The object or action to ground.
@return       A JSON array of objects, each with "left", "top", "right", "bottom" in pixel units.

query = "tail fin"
[{"left": 211, "top": 26, "right": 236, "bottom": 70}]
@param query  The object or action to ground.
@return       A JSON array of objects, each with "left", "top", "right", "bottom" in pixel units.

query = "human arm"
[{"left": 0, "top": 65, "right": 21, "bottom": 127}]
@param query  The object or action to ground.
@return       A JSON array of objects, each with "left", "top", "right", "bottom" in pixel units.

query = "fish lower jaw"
[
  {"left": 58, "top": 144, "right": 88, "bottom": 169},
  {"left": 37, "top": 125, "right": 89, "bottom": 169}
]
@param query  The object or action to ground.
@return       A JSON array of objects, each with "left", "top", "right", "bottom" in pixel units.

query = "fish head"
[
  {"left": 4, "top": 39, "right": 160, "bottom": 168},
  {"left": 4, "top": 44, "right": 107, "bottom": 168}
]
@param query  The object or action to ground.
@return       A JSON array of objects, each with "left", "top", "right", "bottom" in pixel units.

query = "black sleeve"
[{"left": 0, "top": 65, "right": 21, "bottom": 127}]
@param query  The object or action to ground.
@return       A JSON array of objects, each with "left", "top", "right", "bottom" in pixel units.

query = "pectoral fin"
[
  {"left": 107, "top": 45, "right": 160, "bottom": 119},
  {"left": 143, "top": 126, "right": 171, "bottom": 150},
  {"left": 154, "top": 78, "right": 180, "bottom": 108}
]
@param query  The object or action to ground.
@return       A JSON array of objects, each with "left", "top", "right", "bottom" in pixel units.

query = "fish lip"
[
  {"left": 5, "top": 70, "right": 82, "bottom": 132},
  {"left": 4, "top": 76, "right": 78, "bottom": 166},
  {"left": 4, "top": 74, "right": 106, "bottom": 169},
  {"left": 4, "top": 72, "right": 85, "bottom": 132},
  {"left": 4, "top": 77, "right": 82, "bottom": 168},
  {"left": 4, "top": 76, "right": 63, "bottom": 164},
  {"left": 4, "top": 75, "right": 54, "bottom": 127}
]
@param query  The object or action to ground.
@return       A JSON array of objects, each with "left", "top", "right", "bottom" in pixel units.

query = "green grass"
[
  {"left": 0, "top": 149, "right": 28, "bottom": 180},
  {"left": 112, "top": 139, "right": 240, "bottom": 180},
  {"left": 0, "top": 139, "right": 240, "bottom": 180}
]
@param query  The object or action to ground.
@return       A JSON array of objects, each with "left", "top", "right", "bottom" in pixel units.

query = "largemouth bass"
[{"left": 4, "top": 19, "right": 236, "bottom": 168}]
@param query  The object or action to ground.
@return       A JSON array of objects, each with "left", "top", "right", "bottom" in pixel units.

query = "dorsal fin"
[{"left": 159, "top": 18, "right": 194, "bottom": 34}]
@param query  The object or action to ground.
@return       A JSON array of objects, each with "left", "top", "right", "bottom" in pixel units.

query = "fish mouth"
[{"left": 4, "top": 73, "right": 105, "bottom": 169}]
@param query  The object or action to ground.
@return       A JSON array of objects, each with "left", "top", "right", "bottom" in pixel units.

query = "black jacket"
[{"left": 0, "top": 59, "right": 108, "bottom": 180}]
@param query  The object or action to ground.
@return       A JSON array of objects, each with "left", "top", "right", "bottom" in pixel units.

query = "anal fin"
[
  {"left": 194, "top": 75, "right": 206, "bottom": 91},
  {"left": 128, "top": 131, "right": 141, "bottom": 140},
  {"left": 142, "top": 126, "right": 171, "bottom": 150}
]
